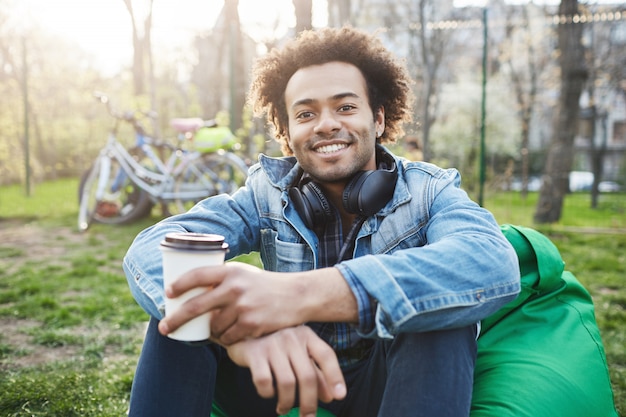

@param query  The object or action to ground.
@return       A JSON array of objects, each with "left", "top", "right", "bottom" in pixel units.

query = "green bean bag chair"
[
  {"left": 212, "top": 224, "right": 618, "bottom": 416},
  {"left": 471, "top": 224, "right": 617, "bottom": 416}
]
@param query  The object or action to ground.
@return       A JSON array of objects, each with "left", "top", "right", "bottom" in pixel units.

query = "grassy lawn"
[{"left": 0, "top": 178, "right": 624, "bottom": 416}]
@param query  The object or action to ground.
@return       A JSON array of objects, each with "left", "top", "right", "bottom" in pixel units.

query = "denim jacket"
[{"left": 123, "top": 148, "right": 520, "bottom": 339}]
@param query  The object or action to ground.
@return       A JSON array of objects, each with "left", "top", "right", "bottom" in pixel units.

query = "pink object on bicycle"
[{"left": 170, "top": 118, "right": 204, "bottom": 134}]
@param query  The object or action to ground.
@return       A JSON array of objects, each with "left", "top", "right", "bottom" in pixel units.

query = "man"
[{"left": 124, "top": 26, "right": 520, "bottom": 417}]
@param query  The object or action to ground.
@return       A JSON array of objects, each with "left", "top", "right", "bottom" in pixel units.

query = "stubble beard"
[{"left": 303, "top": 125, "right": 377, "bottom": 184}]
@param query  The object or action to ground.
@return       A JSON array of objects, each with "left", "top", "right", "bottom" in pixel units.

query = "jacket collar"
[
  {"left": 258, "top": 154, "right": 299, "bottom": 190},
  {"left": 257, "top": 147, "right": 411, "bottom": 215}
]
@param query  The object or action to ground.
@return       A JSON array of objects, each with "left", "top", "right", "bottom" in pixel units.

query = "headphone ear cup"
[
  {"left": 289, "top": 181, "right": 332, "bottom": 230},
  {"left": 342, "top": 171, "right": 368, "bottom": 214},
  {"left": 342, "top": 161, "right": 397, "bottom": 216}
]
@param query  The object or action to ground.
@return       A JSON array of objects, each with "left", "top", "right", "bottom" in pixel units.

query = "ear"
[{"left": 375, "top": 106, "right": 385, "bottom": 138}]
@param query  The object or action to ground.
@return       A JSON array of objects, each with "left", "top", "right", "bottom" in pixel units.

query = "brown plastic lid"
[{"left": 160, "top": 232, "right": 229, "bottom": 251}]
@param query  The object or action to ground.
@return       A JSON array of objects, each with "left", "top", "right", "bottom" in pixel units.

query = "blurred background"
[{"left": 1, "top": 0, "right": 624, "bottom": 225}]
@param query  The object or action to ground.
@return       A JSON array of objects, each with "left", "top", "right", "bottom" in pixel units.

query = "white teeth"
[{"left": 315, "top": 143, "right": 347, "bottom": 154}]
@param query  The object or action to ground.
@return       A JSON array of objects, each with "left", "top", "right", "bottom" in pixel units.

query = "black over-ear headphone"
[{"left": 288, "top": 146, "right": 398, "bottom": 231}]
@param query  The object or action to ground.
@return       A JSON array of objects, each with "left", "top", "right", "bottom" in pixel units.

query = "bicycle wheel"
[
  {"left": 78, "top": 151, "right": 153, "bottom": 230},
  {"left": 200, "top": 151, "right": 249, "bottom": 195}
]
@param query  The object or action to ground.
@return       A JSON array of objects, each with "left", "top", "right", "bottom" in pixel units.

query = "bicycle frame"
[
  {"left": 79, "top": 92, "right": 248, "bottom": 231},
  {"left": 95, "top": 133, "right": 217, "bottom": 203}
]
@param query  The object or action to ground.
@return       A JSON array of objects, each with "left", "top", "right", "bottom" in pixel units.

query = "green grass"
[
  {"left": 1, "top": 361, "right": 135, "bottom": 417},
  {"left": 485, "top": 189, "right": 626, "bottom": 229},
  {"left": 0, "top": 180, "right": 79, "bottom": 224},
  {"left": 0, "top": 178, "right": 624, "bottom": 416}
]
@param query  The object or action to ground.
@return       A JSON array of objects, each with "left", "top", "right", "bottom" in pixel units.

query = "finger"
[
  {"left": 158, "top": 288, "right": 214, "bottom": 335},
  {"left": 307, "top": 335, "right": 346, "bottom": 401},
  {"left": 216, "top": 312, "right": 268, "bottom": 346},
  {"left": 209, "top": 307, "right": 238, "bottom": 339},
  {"left": 248, "top": 355, "right": 276, "bottom": 399},
  {"left": 270, "top": 350, "right": 297, "bottom": 416},
  {"left": 208, "top": 295, "right": 258, "bottom": 346},
  {"left": 292, "top": 358, "right": 321, "bottom": 417},
  {"left": 314, "top": 363, "right": 334, "bottom": 404},
  {"left": 214, "top": 322, "right": 245, "bottom": 346},
  {"left": 165, "top": 265, "right": 225, "bottom": 298},
  {"left": 282, "top": 330, "right": 320, "bottom": 417},
  {"left": 167, "top": 261, "right": 262, "bottom": 299}
]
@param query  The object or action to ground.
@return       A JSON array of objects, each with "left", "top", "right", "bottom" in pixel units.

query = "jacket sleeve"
[
  {"left": 122, "top": 186, "right": 262, "bottom": 319},
  {"left": 336, "top": 168, "right": 521, "bottom": 338}
]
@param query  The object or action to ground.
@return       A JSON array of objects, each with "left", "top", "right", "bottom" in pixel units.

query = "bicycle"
[{"left": 77, "top": 92, "right": 249, "bottom": 231}]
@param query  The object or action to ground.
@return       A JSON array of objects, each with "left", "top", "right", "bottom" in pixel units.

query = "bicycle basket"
[{"left": 193, "top": 126, "right": 236, "bottom": 153}]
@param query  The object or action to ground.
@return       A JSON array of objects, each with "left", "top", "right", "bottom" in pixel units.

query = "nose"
[{"left": 313, "top": 108, "right": 341, "bottom": 136}]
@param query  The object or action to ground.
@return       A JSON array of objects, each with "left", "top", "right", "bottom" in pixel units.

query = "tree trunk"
[
  {"left": 418, "top": 0, "right": 431, "bottom": 161},
  {"left": 328, "top": 0, "right": 351, "bottom": 27},
  {"left": 504, "top": 5, "right": 537, "bottom": 200},
  {"left": 590, "top": 112, "right": 608, "bottom": 208},
  {"left": 122, "top": 0, "right": 144, "bottom": 95},
  {"left": 224, "top": 0, "right": 245, "bottom": 135},
  {"left": 293, "top": 0, "right": 313, "bottom": 33},
  {"left": 584, "top": 17, "right": 610, "bottom": 210},
  {"left": 414, "top": 0, "right": 446, "bottom": 163},
  {"left": 533, "top": 0, "right": 587, "bottom": 224},
  {"left": 144, "top": 0, "right": 157, "bottom": 136},
  {"left": 122, "top": 0, "right": 155, "bottom": 102}
]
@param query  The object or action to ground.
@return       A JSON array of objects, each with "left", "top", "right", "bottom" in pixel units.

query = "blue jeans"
[{"left": 129, "top": 317, "right": 477, "bottom": 417}]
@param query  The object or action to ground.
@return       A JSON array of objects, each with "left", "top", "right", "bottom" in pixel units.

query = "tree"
[
  {"left": 224, "top": 0, "right": 246, "bottom": 133},
  {"left": 579, "top": 3, "right": 626, "bottom": 209},
  {"left": 583, "top": 25, "right": 608, "bottom": 210},
  {"left": 121, "top": 0, "right": 154, "bottom": 97},
  {"left": 500, "top": 3, "right": 544, "bottom": 199},
  {"left": 189, "top": 0, "right": 250, "bottom": 148},
  {"left": 327, "top": 0, "right": 352, "bottom": 27},
  {"left": 412, "top": 0, "right": 450, "bottom": 162},
  {"left": 431, "top": 75, "right": 520, "bottom": 192},
  {"left": 293, "top": 0, "right": 313, "bottom": 33},
  {"left": 382, "top": 0, "right": 452, "bottom": 162},
  {"left": 534, "top": 0, "right": 587, "bottom": 223},
  {"left": 0, "top": 4, "right": 108, "bottom": 186},
  {"left": 121, "top": 0, "right": 158, "bottom": 135}
]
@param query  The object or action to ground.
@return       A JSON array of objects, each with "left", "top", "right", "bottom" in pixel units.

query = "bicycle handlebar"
[
  {"left": 93, "top": 91, "right": 156, "bottom": 137},
  {"left": 93, "top": 92, "right": 225, "bottom": 153}
]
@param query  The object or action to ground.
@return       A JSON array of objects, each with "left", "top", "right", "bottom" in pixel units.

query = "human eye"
[
  {"left": 295, "top": 110, "right": 314, "bottom": 120},
  {"left": 338, "top": 104, "right": 356, "bottom": 113}
]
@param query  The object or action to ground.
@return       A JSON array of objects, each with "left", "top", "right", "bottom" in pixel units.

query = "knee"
[
  {"left": 390, "top": 325, "right": 478, "bottom": 361},
  {"left": 395, "top": 324, "right": 477, "bottom": 345}
]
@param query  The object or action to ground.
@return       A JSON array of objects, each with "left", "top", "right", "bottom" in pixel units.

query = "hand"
[
  {"left": 158, "top": 262, "right": 306, "bottom": 345},
  {"left": 226, "top": 326, "right": 347, "bottom": 417}
]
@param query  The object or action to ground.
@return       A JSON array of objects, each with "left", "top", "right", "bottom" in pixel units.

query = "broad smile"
[{"left": 315, "top": 143, "right": 348, "bottom": 154}]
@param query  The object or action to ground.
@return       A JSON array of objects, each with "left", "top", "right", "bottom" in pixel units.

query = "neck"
[{"left": 317, "top": 181, "right": 357, "bottom": 235}]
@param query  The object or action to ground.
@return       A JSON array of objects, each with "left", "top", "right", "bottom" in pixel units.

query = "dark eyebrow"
[
  {"left": 332, "top": 92, "right": 360, "bottom": 101},
  {"left": 291, "top": 92, "right": 361, "bottom": 110},
  {"left": 291, "top": 98, "right": 315, "bottom": 109}
]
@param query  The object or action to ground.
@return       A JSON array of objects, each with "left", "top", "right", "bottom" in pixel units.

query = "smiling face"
[{"left": 284, "top": 61, "right": 385, "bottom": 189}]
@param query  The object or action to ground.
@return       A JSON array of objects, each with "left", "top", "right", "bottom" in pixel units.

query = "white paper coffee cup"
[{"left": 160, "top": 232, "right": 229, "bottom": 344}]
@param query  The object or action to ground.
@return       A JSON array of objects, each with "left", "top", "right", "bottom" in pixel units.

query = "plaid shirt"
[{"left": 307, "top": 206, "right": 375, "bottom": 368}]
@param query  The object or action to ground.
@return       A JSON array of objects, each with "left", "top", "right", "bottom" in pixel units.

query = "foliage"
[
  {"left": 0, "top": 6, "right": 232, "bottom": 186},
  {"left": 430, "top": 73, "right": 521, "bottom": 186},
  {"left": 1, "top": 0, "right": 624, "bottom": 220}
]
